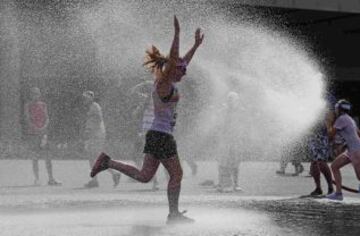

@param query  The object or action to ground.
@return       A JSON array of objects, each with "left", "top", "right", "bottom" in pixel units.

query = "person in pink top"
[
  {"left": 90, "top": 16, "right": 204, "bottom": 224},
  {"left": 326, "top": 99, "right": 360, "bottom": 200},
  {"left": 24, "top": 87, "right": 61, "bottom": 186}
]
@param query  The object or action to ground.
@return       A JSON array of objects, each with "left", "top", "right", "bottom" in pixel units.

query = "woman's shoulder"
[
  {"left": 89, "top": 102, "right": 102, "bottom": 112},
  {"left": 335, "top": 113, "right": 353, "bottom": 124}
]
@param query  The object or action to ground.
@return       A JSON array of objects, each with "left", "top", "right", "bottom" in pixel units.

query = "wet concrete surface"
[{"left": 1, "top": 160, "right": 360, "bottom": 235}]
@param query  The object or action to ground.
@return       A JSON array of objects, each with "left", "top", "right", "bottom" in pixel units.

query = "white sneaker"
[
  {"left": 326, "top": 192, "right": 343, "bottom": 201},
  {"left": 233, "top": 186, "right": 243, "bottom": 192},
  {"left": 217, "top": 187, "right": 233, "bottom": 193}
]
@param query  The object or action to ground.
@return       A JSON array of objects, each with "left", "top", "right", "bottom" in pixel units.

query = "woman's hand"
[
  {"left": 183, "top": 28, "right": 204, "bottom": 64},
  {"left": 195, "top": 28, "right": 204, "bottom": 47}
]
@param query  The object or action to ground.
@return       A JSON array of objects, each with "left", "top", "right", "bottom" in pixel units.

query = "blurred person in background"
[
  {"left": 24, "top": 87, "right": 61, "bottom": 186},
  {"left": 82, "top": 90, "right": 121, "bottom": 188},
  {"left": 217, "top": 91, "right": 243, "bottom": 192},
  {"left": 276, "top": 148, "right": 304, "bottom": 176}
]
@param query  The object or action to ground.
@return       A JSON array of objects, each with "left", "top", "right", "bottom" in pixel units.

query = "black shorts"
[{"left": 143, "top": 130, "right": 178, "bottom": 159}]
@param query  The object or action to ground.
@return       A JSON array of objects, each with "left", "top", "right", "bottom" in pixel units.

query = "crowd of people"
[
  {"left": 275, "top": 95, "right": 360, "bottom": 201},
  {"left": 7, "top": 15, "right": 360, "bottom": 225}
]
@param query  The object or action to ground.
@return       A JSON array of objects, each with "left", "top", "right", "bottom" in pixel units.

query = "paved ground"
[
  {"left": 1, "top": 160, "right": 359, "bottom": 196},
  {"left": 1, "top": 160, "right": 360, "bottom": 236}
]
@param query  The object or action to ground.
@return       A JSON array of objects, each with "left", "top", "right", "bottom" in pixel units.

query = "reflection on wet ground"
[
  {"left": 1, "top": 161, "right": 360, "bottom": 235},
  {"left": 1, "top": 194, "right": 360, "bottom": 236},
  {"left": 248, "top": 198, "right": 360, "bottom": 236}
]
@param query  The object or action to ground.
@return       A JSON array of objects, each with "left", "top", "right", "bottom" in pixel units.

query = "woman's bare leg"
[
  {"left": 318, "top": 160, "right": 333, "bottom": 193},
  {"left": 108, "top": 154, "right": 160, "bottom": 183},
  {"left": 32, "top": 159, "right": 39, "bottom": 183},
  {"left": 310, "top": 161, "right": 321, "bottom": 190},
  {"left": 353, "top": 163, "right": 360, "bottom": 181},
  {"left": 160, "top": 156, "right": 183, "bottom": 214},
  {"left": 331, "top": 154, "right": 351, "bottom": 193},
  {"left": 350, "top": 151, "right": 360, "bottom": 181}
]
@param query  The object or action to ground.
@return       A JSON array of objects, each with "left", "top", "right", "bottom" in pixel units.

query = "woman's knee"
[
  {"left": 138, "top": 175, "right": 153, "bottom": 183},
  {"left": 171, "top": 168, "right": 183, "bottom": 182},
  {"left": 134, "top": 171, "right": 153, "bottom": 183},
  {"left": 168, "top": 168, "right": 183, "bottom": 185},
  {"left": 137, "top": 169, "right": 156, "bottom": 183}
]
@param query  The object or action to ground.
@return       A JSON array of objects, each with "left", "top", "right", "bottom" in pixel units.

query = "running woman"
[
  {"left": 24, "top": 87, "right": 61, "bottom": 186},
  {"left": 326, "top": 99, "right": 360, "bottom": 200},
  {"left": 90, "top": 16, "right": 204, "bottom": 224}
]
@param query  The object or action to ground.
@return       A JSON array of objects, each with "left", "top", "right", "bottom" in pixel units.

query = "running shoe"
[
  {"left": 217, "top": 186, "right": 233, "bottom": 193},
  {"left": 166, "top": 211, "right": 195, "bottom": 225},
  {"left": 233, "top": 186, "right": 243, "bottom": 192},
  {"left": 310, "top": 188, "right": 323, "bottom": 196},
  {"left": 326, "top": 192, "right": 343, "bottom": 201},
  {"left": 84, "top": 179, "right": 99, "bottom": 188},
  {"left": 112, "top": 173, "right": 121, "bottom": 188},
  {"left": 48, "top": 179, "right": 62, "bottom": 186},
  {"left": 90, "top": 153, "right": 110, "bottom": 178}
]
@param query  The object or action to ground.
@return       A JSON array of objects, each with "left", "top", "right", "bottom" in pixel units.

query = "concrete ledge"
[{"left": 218, "top": 0, "right": 360, "bottom": 13}]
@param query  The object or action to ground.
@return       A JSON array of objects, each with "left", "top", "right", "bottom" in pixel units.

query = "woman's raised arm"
[
  {"left": 169, "top": 15, "right": 180, "bottom": 60},
  {"left": 183, "top": 28, "right": 204, "bottom": 65}
]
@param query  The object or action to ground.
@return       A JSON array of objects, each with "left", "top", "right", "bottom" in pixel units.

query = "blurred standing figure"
[
  {"left": 82, "top": 91, "right": 121, "bottom": 188},
  {"left": 308, "top": 123, "right": 333, "bottom": 196},
  {"left": 24, "top": 87, "right": 61, "bottom": 186},
  {"left": 217, "top": 91, "right": 242, "bottom": 192},
  {"left": 307, "top": 93, "right": 340, "bottom": 196},
  {"left": 276, "top": 147, "right": 304, "bottom": 176}
]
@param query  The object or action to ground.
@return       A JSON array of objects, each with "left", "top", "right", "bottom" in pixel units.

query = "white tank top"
[{"left": 142, "top": 84, "right": 178, "bottom": 134}]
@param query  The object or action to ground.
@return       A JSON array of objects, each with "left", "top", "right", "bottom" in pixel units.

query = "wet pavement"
[{"left": 1, "top": 160, "right": 360, "bottom": 235}]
